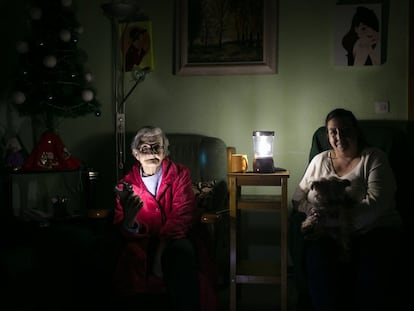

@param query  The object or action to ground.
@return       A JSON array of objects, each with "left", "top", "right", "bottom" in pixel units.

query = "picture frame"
[
  {"left": 120, "top": 20, "right": 155, "bottom": 72},
  {"left": 334, "top": 3, "right": 383, "bottom": 66},
  {"left": 174, "top": 0, "right": 278, "bottom": 76}
]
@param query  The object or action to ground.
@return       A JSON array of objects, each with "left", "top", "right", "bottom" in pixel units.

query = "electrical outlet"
[{"left": 375, "top": 101, "right": 389, "bottom": 113}]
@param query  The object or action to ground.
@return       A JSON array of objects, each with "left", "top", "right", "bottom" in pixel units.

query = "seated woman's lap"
[
  {"left": 161, "top": 238, "right": 200, "bottom": 311},
  {"left": 305, "top": 227, "right": 403, "bottom": 311}
]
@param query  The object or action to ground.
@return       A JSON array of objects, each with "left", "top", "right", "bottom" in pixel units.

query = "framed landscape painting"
[{"left": 174, "top": 0, "right": 278, "bottom": 76}]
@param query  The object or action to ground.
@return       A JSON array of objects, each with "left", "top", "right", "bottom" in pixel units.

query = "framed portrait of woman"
[
  {"left": 120, "top": 20, "right": 155, "bottom": 72},
  {"left": 334, "top": 4, "right": 383, "bottom": 66}
]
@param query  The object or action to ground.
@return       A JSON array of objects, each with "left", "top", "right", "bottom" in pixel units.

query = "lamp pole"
[{"left": 101, "top": 1, "right": 148, "bottom": 180}]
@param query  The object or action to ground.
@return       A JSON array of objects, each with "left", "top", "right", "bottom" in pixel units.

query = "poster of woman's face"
[{"left": 334, "top": 4, "right": 382, "bottom": 66}]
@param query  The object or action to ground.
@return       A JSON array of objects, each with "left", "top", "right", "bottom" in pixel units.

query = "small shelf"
[
  {"left": 228, "top": 171, "right": 289, "bottom": 311},
  {"left": 238, "top": 195, "right": 282, "bottom": 210},
  {"left": 236, "top": 260, "right": 281, "bottom": 283}
]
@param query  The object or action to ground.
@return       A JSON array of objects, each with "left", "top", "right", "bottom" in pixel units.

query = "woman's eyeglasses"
[{"left": 138, "top": 144, "right": 164, "bottom": 154}]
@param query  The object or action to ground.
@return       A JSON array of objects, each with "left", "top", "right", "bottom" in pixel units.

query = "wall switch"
[{"left": 375, "top": 101, "right": 389, "bottom": 113}]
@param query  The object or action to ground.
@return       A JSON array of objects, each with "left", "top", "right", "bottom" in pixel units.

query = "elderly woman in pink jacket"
[{"left": 112, "top": 126, "right": 219, "bottom": 311}]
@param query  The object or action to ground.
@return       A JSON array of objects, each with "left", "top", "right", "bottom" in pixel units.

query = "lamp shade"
[{"left": 252, "top": 131, "right": 274, "bottom": 173}]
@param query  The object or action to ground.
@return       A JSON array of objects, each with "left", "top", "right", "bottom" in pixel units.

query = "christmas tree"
[{"left": 11, "top": 0, "right": 101, "bottom": 130}]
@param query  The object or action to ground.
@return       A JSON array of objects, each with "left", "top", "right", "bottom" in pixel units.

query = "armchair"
[
  {"left": 1, "top": 132, "right": 231, "bottom": 310},
  {"left": 111, "top": 132, "right": 231, "bottom": 307},
  {"left": 289, "top": 120, "right": 412, "bottom": 310},
  {"left": 124, "top": 132, "right": 230, "bottom": 236}
]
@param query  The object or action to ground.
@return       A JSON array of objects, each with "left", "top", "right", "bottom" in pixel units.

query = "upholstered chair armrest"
[{"left": 193, "top": 179, "right": 229, "bottom": 221}]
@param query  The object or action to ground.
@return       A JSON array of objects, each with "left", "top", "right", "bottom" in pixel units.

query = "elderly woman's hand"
[
  {"left": 122, "top": 193, "right": 143, "bottom": 228},
  {"left": 115, "top": 182, "right": 144, "bottom": 229}
]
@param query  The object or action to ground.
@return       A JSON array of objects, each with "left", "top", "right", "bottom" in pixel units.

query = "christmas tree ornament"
[
  {"left": 59, "top": 29, "right": 71, "bottom": 42},
  {"left": 43, "top": 55, "right": 57, "bottom": 68},
  {"left": 13, "top": 91, "right": 26, "bottom": 105},
  {"left": 30, "top": 7, "right": 42, "bottom": 20},
  {"left": 84, "top": 72, "right": 93, "bottom": 82},
  {"left": 81, "top": 89, "right": 94, "bottom": 102},
  {"left": 75, "top": 26, "right": 84, "bottom": 34},
  {"left": 38, "top": 40, "right": 45, "bottom": 47},
  {"left": 61, "top": 0, "right": 72, "bottom": 7},
  {"left": 16, "top": 41, "right": 29, "bottom": 54}
]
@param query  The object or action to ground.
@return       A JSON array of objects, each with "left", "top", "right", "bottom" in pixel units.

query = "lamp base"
[{"left": 253, "top": 157, "right": 274, "bottom": 173}]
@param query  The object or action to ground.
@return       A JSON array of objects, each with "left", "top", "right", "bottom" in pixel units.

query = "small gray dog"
[{"left": 301, "top": 177, "right": 354, "bottom": 261}]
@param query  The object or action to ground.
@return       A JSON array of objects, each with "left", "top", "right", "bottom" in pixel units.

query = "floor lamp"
[{"left": 101, "top": 1, "right": 149, "bottom": 181}]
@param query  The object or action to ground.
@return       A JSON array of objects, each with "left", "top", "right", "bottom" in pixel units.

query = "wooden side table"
[{"left": 227, "top": 171, "right": 290, "bottom": 311}]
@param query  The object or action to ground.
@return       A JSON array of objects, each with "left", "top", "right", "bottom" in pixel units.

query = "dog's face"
[{"left": 308, "top": 177, "right": 350, "bottom": 206}]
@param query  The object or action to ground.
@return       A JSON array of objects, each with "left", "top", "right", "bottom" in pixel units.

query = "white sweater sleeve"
[{"left": 349, "top": 148, "right": 399, "bottom": 232}]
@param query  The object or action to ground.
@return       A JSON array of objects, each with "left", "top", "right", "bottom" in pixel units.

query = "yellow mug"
[{"left": 231, "top": 154, "right": 248, "bottom": 173}]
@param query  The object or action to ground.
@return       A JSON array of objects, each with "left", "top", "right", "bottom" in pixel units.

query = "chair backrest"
[
  {"left": 125, "top": 132, "right": 228, "bottom": 183},
  {"left": 309, "top": 120, "right": 411, "bottom": 228},
  {"left": 309, "top": 121, "right": 407, "bottom": 163}
]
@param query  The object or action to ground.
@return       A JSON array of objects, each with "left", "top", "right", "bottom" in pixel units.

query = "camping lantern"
[{"left": 252, "top": 130, "right": 275, "bottom": 173}]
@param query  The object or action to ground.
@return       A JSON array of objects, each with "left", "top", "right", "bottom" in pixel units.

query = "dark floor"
[
  {"left": 2, "top": 253, "right": 299, "bottom": 311},
  {"left": 218, "top": 277, "right": 299, "bottom": 311},
  {"left": 1, "top": 216, "right": 303, "bottom": 311}
]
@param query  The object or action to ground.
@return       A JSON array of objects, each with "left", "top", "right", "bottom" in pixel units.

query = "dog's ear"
[
  {"left": 310, "top": 180, "right": 322, "bottom": 190},
  {"left": 310, "top": 182, "right": 316, "bottom": 190}
]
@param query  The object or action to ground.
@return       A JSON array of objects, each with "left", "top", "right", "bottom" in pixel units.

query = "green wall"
[{"left": 1, "top": 0, "right": 409, "bottom": 209}]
